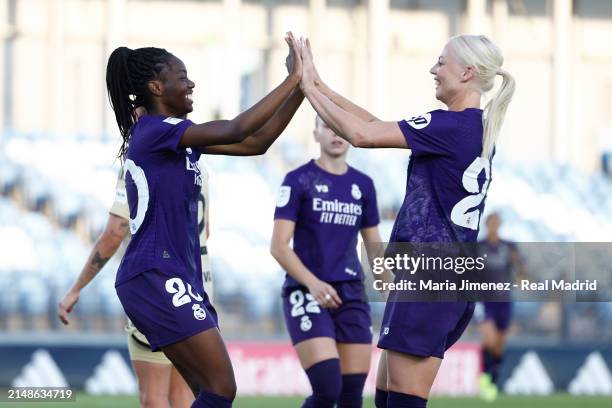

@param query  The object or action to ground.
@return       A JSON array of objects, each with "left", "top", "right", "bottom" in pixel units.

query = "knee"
[
  {"left": 208, "top": 377, "right": 236, "bottom": 401},
  {"left": 169, "top": 388, "right": 195, "bottom": 408},
  {"left": 139, "top": 391, "right": 169, "bottom": 408},
  {"left": 307, "top": 359, "right": 342, "bottom": 402}
]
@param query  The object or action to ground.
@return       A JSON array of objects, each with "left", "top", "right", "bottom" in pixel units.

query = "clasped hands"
[{"left": 284, "top": 31, "right": 321, "bottom": 95}]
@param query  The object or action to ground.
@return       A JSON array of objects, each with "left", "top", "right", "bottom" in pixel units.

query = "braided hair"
[{"left": 105, "top": 46, "right": 172, "bottom": 159}]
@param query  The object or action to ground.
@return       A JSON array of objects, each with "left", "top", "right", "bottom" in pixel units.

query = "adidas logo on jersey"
[
  {"left": 85, "top": 351, "right": 137, "bottom": 395},
  {"left": 345, "top": 268, "right": 357, "bottom": 276}
]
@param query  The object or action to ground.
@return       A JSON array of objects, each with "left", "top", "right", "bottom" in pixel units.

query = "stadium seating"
[{"left": 1, "top": 134, "right": 611, "bottom": 338}]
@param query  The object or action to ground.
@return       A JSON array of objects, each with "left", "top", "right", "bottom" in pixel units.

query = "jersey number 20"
[
  {"left": 165, "top": 277, "right": 204, "bottom": 307},
  {"left": 450, "top": 157, "right": 491, "bottom": 230}
]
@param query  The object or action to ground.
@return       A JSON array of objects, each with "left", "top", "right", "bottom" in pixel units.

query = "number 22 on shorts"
[{"left": 289, "top": 289, "right": 321, "bottom": 317}]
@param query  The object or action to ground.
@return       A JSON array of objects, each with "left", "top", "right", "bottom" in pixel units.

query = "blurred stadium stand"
[{"left": 1, "top": 132, "right": 612, "bottom": 343}]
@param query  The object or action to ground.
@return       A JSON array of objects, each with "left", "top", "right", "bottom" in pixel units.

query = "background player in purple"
[
  {"left": 270, "top": 115, "right": 383, "bottom": 408},
  {"left": 474, "top": 212, "right": 526, "bottom": 401},
  {"left": 297, "top": 34, "right": 515, "bottom": 407},
  {"left": 106, "top": 32, "right": 304, "bottom": 408}
]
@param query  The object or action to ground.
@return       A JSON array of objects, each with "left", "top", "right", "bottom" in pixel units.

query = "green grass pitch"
[{"left": 1, "top": 393, "right": 611, "bottom": 407}]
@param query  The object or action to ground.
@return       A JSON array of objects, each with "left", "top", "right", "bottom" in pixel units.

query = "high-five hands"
[
  {"left": 284, "top": 31, "right": 303, "bottom": 81},
  {"left": 297, "top": 37, "right": 317, "bottom": 93}
]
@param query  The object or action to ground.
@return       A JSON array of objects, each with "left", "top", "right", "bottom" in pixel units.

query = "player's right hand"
[
  {"left": 58, "top": 290, "right": 79, "bottom": 325},
  {"left": 307, "top": 279, "right": 342, "bottom": 309},
  {"left": 299, "top": 38, "right": 321, "bottom": 90}
]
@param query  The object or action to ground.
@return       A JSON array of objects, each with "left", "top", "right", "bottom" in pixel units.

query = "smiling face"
[
  {"left": 314, "top": 116, "right": 349, "bottom": 158},
  {"left": 429, "top": 43, "right": 474, "bottom": 106},
  {"left": 150, "top": 55, "right": 195, "bottom": 118}
]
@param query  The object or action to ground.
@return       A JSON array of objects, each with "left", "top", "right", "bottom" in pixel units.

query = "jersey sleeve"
[
  {"left": 360, "top": 177, "right": 380, "bottom": 228},
  {"left": 397, "top": 110, "right": 458, "bottom": 157},
  {"left": 273, "top": 172, "right": 303, "bottom": 222},
  {"left": 109, "top": 168, "right": 130, "bottom": 220},
  {"left": 143, "top": 117, "right": 194, "bottom": 154}
]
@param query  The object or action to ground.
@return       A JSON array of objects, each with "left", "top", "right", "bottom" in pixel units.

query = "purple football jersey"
[
  {"left": 391, "top": 108, "right": 490, "bottom": 243},
  {"left": 274, "top": 160, "right": 380, "bottom": 287},
  {"left": 116, "top": 115, "right": 204, "bottom": 286}
]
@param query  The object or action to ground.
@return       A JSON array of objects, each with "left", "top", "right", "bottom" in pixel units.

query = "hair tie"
[{"left": 496, "top": 68, "right": 504, "bottom": 76}]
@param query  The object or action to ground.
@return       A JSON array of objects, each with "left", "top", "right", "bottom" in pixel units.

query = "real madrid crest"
[
  {"left": 351, "top": 184, "right": 362, "bottom": 200},
  {"left": 192, "top": 303, "right": 207, "bottom": 321},
  {"left": 300, "top": 315, "right": 312, "bottom": 332}
]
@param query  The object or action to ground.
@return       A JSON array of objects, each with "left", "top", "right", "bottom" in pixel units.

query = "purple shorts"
[
  {"left": 474, "top": 302, "right": 513, "bottom": 331},
  {"left": 377, "top": 300, "right": 474, "bottom": 359},
  {"left": 282, "top": 280, "right": 373, "bottom": 345},
  {"left": 116, "top": 269, "right": 218, "bottom": 351}
]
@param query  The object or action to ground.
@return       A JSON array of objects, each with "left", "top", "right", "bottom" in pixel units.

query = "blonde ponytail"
[
  {"left": 482, "top": 69, "right": 515, "bottom": 159},
  {"left": 448, "top": 35, "right": 516, "bottom": 159}
]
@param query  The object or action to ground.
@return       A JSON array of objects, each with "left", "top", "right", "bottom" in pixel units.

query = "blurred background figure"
[{"left": 474, "top": 212, "right": 527, "bottom": 402}]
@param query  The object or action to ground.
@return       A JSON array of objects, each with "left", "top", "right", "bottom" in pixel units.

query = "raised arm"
[
  {"left": 205, "top": 88, "right": 303, "bottom": 156},
  {"left": 300, "top": 38, "right": 407, "bottom": 149},
  {"left": 58, "top": 213, "right": 129, "bottom": 325},
  {"left": 179, "top": 32, "right": 302, "bottom": 148}
]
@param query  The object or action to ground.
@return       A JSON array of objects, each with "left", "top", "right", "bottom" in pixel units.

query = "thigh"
[
  {"left": 132, "top": 360, "right": 172, "bottom": 400},
  {"left": 294, "top": 337, "right": 339, "bottom": 370},
  {"left": 162, "top": 327, "right": 235, "bottom": 397},
  {"left": 283, "top": 287, "right": 335, "bottom": 345},
  {"left": 337, "top": 343, "right": 371, "bottom": 374},
  {"left": 127, "top": 331, "right": 172, "bottom": 365},
  {"left": 386, "top": 350, "right": 442, "bottom": 399}
]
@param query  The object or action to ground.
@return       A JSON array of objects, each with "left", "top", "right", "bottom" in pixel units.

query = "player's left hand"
[{"left": 307, "top": 279, "right": 342, "bottom": 309}]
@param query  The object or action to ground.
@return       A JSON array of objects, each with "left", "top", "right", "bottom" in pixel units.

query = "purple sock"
[
  {"left": 375, "top": 388, "right": 389, "bottom": 408},
  {"left": 491, "top": 355, "right": 503, "bottom": 384},
  {"left": 387, "top": 391, "right": 427, "bottom": 408},
  {"left": 301, "top": 358, "right": 342, "bottom": 408},
  {"left": 192, "top": 391, "right": 232, "bottom": 408},
  {"left": 482, "top": 349, "right": 495, "bottom": 376},
  {"left": 338, "top": 373, "right": 367, "bottom": 408}
]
